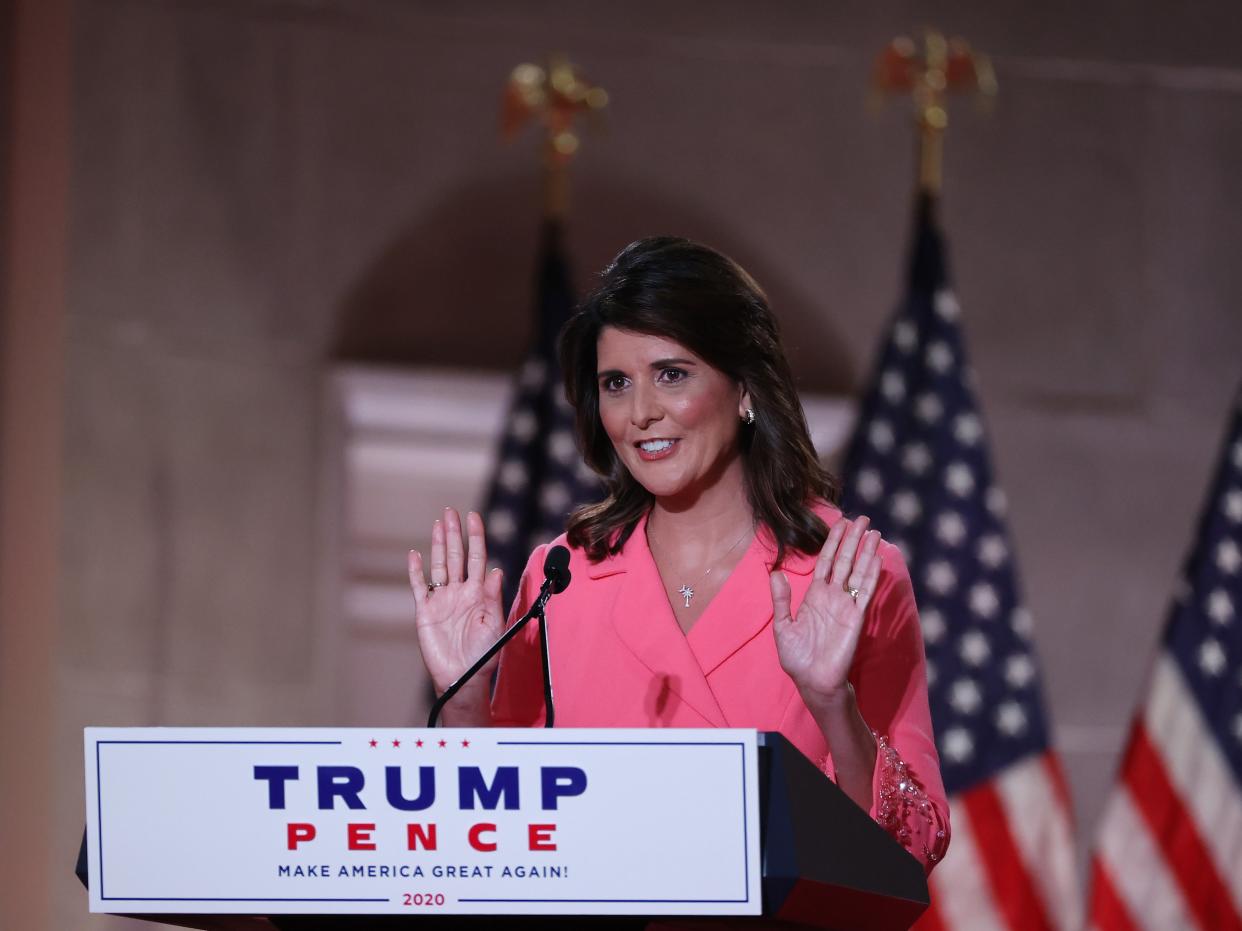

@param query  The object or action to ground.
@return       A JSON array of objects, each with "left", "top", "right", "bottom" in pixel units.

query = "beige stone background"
[{"left": 3, "top": 0, "right": 1241, "bottom": 928}]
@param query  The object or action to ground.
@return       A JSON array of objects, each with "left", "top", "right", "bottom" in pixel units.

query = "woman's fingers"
[
  {"left": 483, "top": 566, "right": 504, "bottom": 615},
  {"left": 466, "top": 510, "right": 487, "bottom": 582},
  {"left": 856, "top": 533, "right": 884, "bottom": 608},
  {"left": 408, "top": 549, "right": 428, "bottom": 612},
  {"left": 769, "top": 570, "right": 793, "bottom": 626},
  {"left": 444, "top": 507, "right": 465, "bottom": 582},
  {"left": 829, "top": 516, "right": 869, "bottom": 585},
  {"left": 813, "top": 520, "right": 847, "bottom": 581},
  {"left": 847, "top": 529, "right": 882, "bottom": 595},
  {"left": 429, "top": 518, "right": 448, "bottom": 586}
]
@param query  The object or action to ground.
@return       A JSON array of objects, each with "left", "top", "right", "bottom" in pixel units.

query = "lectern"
[{"left": 79, "top": 728, "right": 928, "bottom": 931}]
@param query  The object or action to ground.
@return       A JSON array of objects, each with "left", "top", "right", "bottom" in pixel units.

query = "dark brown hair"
[{"left": 558, "top": 236, "right": 838, "bottom": 564}]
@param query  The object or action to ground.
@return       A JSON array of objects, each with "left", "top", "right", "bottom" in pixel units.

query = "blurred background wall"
[{"left": 2, "top": 0, "right": 1241, "bottom": 928}]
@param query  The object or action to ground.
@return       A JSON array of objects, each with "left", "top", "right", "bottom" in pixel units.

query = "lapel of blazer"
[
  {"left": 688, "top": 530, "right": 817, "bottom": 678},
  {"left": 601, "top": 515, "right": 729, "bottom": 728}
]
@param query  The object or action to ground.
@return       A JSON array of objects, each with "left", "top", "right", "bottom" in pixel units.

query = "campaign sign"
[{"left": 84, "top": 727, "right": 761, "bottom": 916}]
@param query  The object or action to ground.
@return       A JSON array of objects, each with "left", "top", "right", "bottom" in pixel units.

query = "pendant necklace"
[{"left": 654, "top": 524, "right": 754, "bottom": 609}]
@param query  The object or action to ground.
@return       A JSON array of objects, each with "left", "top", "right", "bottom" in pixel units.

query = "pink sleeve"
[
  {"left": 489, "top": 544, "right": 549, "bottom": 727},
  {"left": 852, "top": 544, "right": 950, "bottom": 873}
]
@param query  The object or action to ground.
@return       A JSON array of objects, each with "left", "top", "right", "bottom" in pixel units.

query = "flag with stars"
[
  {"left": 841, "top": 193, "right": 1080, "bottom": 930},
  {"left": 1087, "top": 384, "right": 1242, "bottom": 931},
  {"left": 482, "top": 220, "right": 602, "bottom": 608}
]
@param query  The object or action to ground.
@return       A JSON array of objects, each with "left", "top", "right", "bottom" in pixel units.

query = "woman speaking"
[{"left": 409, "top": 237, "right": 949, "bottom": 872}]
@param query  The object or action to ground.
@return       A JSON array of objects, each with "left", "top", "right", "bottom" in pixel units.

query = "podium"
[{"left": 79, "top": 729, "right": 928, "bottom": 931}]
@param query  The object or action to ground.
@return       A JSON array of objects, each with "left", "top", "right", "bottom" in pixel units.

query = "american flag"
[
  {"left": 841, "top": 194, "right": 1080, "bottom": 930},
  {"left": 1087, "top": 385, "right": 1242, "bottom": 931},
  {"left": 482, "top": 219, "right": 602, "bottom": 608}
]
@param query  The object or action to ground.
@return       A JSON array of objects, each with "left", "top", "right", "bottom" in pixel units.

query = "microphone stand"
[
  {"left": 426, "top": 576, "right": 557, "bottom": 729},
  {"left": 538, "top": 594, "right": 555, "bottom": 728}
]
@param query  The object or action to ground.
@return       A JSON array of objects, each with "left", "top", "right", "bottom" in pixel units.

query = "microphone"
[
  {"left": 535, "top": 546, "right": 570, "bottom": 727},
  {"left": 426, "top": 544, "right": 573, "bottom": 728},
  {"left": 543, "top": 545, "right": 572, "bottom": 594}
]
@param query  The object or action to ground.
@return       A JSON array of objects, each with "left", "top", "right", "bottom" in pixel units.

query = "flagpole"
[
  {"left": 482, "top": 54, "right": 607, "bottom": 616},
  {"left": 502, "top": 53, "right": 608, "bottom": 220},
  {"left": 870, "top": 30, "right": 997, "bottom": 196},
  {"left": 847, "top": 37, "right": 1083, "bottom": 925}
]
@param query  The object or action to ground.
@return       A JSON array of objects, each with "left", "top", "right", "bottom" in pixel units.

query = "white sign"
[{"left": 84, "top": 727, "right": 762, "bottom": 916}]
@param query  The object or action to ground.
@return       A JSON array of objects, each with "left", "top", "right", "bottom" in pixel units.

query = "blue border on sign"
[
  {"left": 94, "top": 739, "right": 385, "bottom": 904},
  {"left": 92, "top": 736, "right": 755, "bottom": 908},
  {"left": 477, "top": 738, "right": 754, "bottom": 906}
]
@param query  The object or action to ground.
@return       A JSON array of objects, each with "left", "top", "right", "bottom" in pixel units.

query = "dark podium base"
[{"left": 758, "top": 733, "right": 928, "bottom": 929}]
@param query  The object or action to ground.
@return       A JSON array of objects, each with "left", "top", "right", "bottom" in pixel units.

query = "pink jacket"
[{"left": 492, "top": 504, "right": 950, "bottom": 872}]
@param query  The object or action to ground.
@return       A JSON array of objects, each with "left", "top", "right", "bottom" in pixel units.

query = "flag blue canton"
[
  {"left": 1163, "top": 385, "right": 1242, "bottom": 787},
  {"left": 483, "top": 221, "right": 603, "bottom": 609},
  {"left": 841, "top": 197, "right": 1053, "bottom": 796}
]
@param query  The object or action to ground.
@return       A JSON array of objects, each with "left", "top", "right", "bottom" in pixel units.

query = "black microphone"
[
  {"left": 535, "top": 546, "right": 570, "bottom": 727},
  {"left": 427, "top": 545, "right": 573, "bottom": 728},
  {"left": 543, "top": 545, "right": 572, "bottom": 594}
]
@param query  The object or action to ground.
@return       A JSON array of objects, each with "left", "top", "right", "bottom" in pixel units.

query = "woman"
[{"left": 409, "top": 237, "right": 949, "bottom": 871}]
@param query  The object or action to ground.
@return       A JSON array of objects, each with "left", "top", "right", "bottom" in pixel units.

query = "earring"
[{"left": 743, "top": 408, "right": 756, "bottom": 425}]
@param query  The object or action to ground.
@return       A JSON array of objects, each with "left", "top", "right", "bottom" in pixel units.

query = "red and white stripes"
[
  {"left": 1088, "top": 655, "right": 1242, "bottom": 931},
  {"left": 917, "top": 753, "right": 1081, "bottom": 930}
]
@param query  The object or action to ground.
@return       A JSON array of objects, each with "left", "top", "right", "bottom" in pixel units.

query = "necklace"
[{"left": 651, "top": 523, "right": 754, "bottom": 609}]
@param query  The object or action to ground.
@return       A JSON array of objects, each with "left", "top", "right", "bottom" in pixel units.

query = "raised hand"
[
  {"left": 408, "top": 508, "right": 505, "bottom": 700},
  {"left": 770, "top": 516, "right": 883, "bottom": 710}
]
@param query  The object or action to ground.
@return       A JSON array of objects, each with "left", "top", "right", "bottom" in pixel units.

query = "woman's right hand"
[{"left": 408, "top": 508, "right": 505, "bottom": 709}]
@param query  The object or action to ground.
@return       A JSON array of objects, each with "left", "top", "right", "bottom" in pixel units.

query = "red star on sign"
[
  {"left": 392, "top": 739, "right": 401, "bottom": 748},
  {"left": 461, "top": 739, "right": 471, "bottom": 748},
  {"left": 438, "top": 739, "right": 447, "bottom": 748},
  {"left": 415, "top": 739, "right": 424, "bottom": 748},
  {"left": 368, "top": 739, "right": 378, "bottom": 748}
]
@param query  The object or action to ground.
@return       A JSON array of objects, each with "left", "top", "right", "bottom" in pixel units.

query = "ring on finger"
[
  {"left": 427, "top": 581, "right": 446, "bottom": 593},
  {"left": 844, "top": 583, "right": 863, "bottom": 601}
]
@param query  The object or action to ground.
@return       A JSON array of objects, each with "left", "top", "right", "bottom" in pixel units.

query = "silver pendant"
[{"left": 678, "top": 585, "right": 694, "bottom": 608}]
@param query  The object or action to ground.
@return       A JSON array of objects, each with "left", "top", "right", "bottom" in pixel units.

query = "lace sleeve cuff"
[{"left": 871, "top": 733, "right": 946, "bottom": 867}]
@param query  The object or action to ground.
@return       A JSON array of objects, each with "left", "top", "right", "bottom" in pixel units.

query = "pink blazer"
[{"left": 492, "top": 503, "right": 950, "bottom": 872}]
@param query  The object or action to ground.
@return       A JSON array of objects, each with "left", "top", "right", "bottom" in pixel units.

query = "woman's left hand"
[{"left": 770, "top": 516, "right": 883, "bottom": 711}]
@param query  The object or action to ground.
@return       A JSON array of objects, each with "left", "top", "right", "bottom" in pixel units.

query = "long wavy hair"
[{"left": 558, "top": 236, "right": 838, "bottom": 565}]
